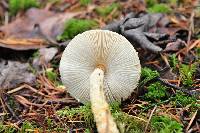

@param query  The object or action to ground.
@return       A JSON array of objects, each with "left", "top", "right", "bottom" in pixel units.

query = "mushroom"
[{"left": 59, "top": 30, "right": 141, "bottom": 133}]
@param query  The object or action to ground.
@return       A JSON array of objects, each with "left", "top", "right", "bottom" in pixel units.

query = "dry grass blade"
[
  {"left": 144, "top": 105, "right": 157, "bottom": 133},
  {"left": 7, "top": 84, "right": 49, "bottom": 98},
  {"left": 14, "top": 95, "right": 50, "bottom": 107},
  {"left": 186, "top": 110, "right": 198, "bottom": 131}
]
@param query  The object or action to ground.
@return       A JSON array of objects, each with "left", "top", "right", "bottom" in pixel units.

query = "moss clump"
[
  {"left": 80, "top": 0, "right": 91, "bottom": 6},
  {"left": 9, "top": 0, "right": 39, "bottom": 15},
  {"left": 57, "top": 102, "right": 145, "bottom": 132},
  {"left": 172, "top": 91, "right": 197, "bottom": 107},
  {"left": 57, "top": 103, "right": 94, "bottom": 127},
  {"left": 95, "top": 3, "right": 120, "bottom": 17},
  {"left": 140, "top": 67, "right": 159, "bottom": 85},
  {"left": 169, "top": 54, "right": 178, "bottom": 69},
  {"left": 147, "top": 4, "right": 172, "bottom": 13},
  {"left": 32, "top": 50, "right": 40, "bottom": 59},
  {"left": 179, "top": 64, "right": 196, "bottom": 86},
  {"left": 114, "top": 112, "right": 145, "bottom": 133},
  {"left": 0, "top": 123, "right": 17, "bottom": 133},
  {"left": 111, "top": 102, "right": 146, "bottom": 132},
  {"left": 0, "top": 121, "right": 39, "bottom": 133},
  {"left": 151, "top": 115, "right": 183, "bottom": 133},
  {"left": 144, "top": 82, "right": 169, "bottom": 102},
  {"left": 46, "top": 68, "right": 57, "bottom": 82},
  {"left": 145, "top": 0, "right": 157, "bottom": 7},
  {"left": 57, "top": 19, "right": 98, "bottom": 41},
  {"left": 21, "top": 121, "right": 38, "bottom": 133}
]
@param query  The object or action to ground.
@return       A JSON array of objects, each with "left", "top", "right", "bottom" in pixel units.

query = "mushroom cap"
[{"left": 59, "top": 30, "right": 141, "bottom": 103}]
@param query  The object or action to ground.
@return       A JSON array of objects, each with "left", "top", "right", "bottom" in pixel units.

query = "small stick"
[
  {"left": 3, "top": 97, "right": 20, "bottom": 121},
  {"left": 187, "top": 11, "right": 195, "bottom": 46},
  {"left": 186, "top": 110, "right": 198, "bottom": 132},
  {"left": 144, "top": 105, "right": 157, "bottom": 133}
]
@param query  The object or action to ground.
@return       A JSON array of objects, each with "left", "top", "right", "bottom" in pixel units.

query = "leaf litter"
[
  {"left": 0, "top": 8, "right": 81, "bottom": 50},
  {"left": 0, "top": 0, "right": 200, "bottom": 132}
]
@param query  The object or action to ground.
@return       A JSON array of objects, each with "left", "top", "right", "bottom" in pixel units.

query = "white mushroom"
[{"left": 59, "top": 30, "right": 141, "bottom": 133}]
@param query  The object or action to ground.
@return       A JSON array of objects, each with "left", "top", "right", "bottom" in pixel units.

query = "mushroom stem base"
[{"left": 90, "top": 68, "right": 119, "bottom": 133}]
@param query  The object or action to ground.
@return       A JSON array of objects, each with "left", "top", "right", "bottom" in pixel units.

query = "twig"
[
  {"left": 157, "top": 78, "right": 194, "bottom": 96},
  {"left": 128, "top": 115, "right": 147, "bottom": 123},
  {"left": 160, "top": 53, "right": 170, "bottom": 67},
  {"left": 7, "top": 85, "right": 25, "bottom": 94},
  {"left": 144, "top": 105, "right": 157, "bottom": 133},
  {"left": 7, "top": 84, "right": 49, "bottom": 98},
  {"left": 154, "top": 39, "right": 175, "bottom": 46},
  {"left": 158, "top": 78, "right": 182, "bottom": 90},
  {"left": 187, "top": 11, "right": 195, "bottom": 46},
  {"left": 3, "top": 96, "right": 20, "bottom": 121},
  {"left": 0, "top": 95, "right": 7, "bottom": 114},
  {"left": 186, "top": 110, "right": 198, "bottom": 132},
  {"left": 142, "top": 98, "right": 173, "bottom": 112}
]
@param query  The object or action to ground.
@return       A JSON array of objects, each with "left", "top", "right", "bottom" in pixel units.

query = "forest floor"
[{"left": 0, "top": 0, "right": 200, "bottom": 133}]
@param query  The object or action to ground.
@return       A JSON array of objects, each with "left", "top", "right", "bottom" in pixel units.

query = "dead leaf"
[
  {"left": 0, "top": 38, "right": 47, "bottom": 50},
  {"left": 33, "top": 47, "right": 58, "bottom": 70},
  {"left": 14, "top": 95, "right": 32, "bottom": 107},
  {"left": 0, "top": 60, "right": 36, "bottom": 89},
  {"left": 0, "top": 8, "right": 80, "bottom": 50},
  {"left": 164, "top": 39, "right": 186, "bottom": 52},
  {"left": 160, "top": 68, "right": 177, "bottom": 80}
]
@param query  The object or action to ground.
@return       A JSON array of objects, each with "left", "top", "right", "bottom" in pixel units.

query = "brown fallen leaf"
[
  {"left": 32, "top": 47, "right": 58, "bottom": 70},
  {"left": 0, "top": 38, "right": 47, "bottom": 50},
  {"left": 0, "top": 60, "right": 36, "bottom": 89},
  {"left": 163, "top": 39, "right": 186, "bottom": 52},
  {"left": 0, "top": 8, "right": 80, "bottom": 50}
]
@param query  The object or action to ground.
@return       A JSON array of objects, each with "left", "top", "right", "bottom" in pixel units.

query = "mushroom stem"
[{"left": 90, "top": 68, "right": 119, "bottom": 133}]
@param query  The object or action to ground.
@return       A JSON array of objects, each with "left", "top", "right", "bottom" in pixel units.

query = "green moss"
[
  {"left": 57, "top": 19, "right": 98, "bottom": 41},
  {"left": 172, "top": 91, "right": 197, "bottom": 107},
  {"left": 147, "top": 3, "right": 172, "bottom": 13},
  {"left": 169, "top": 54, "right": 178, "bottom": 69},
  {"left": 46, "top": 68, "right": 57, "bottom": 82},
  {"left": 151, "top": 115, "right": 183, "bottom": 133},
  {"left": 179, "top": 64, "right": 196, "bottom": 86},
  {"left": 80, "top": 0, "right": 91, "bottom": 6},
  {"left": 110, "top": 102, "right": 145, "bottom": 132},
  {"left": 45, "top": 68, "right": 62, "bottom": 86},
  {"left": 145, "top": 0, "right": 157, "bottom": 7},
  {"left": 0, "top": 123, "right": 17, "bottom": 133},
  {"left": 0, "top": 121, "right": 39, "bottom": 133},
  {"left": 57, "top": 103, "right": 94, "bottom": 127},
  {"left": 84, "top": 128, "right": 91, "bottom": 133},
  {"left": 114, "top": 112, "right": 145, "bottom": 133},
  {"left": 95, "top": 3, "right": 120, "bottom": 17},
  {"left": 43, "top": 118, "right": 67, "bottom": 132},
  {"left": 57, "top": 102, "right": 145, "bottom": 132},
  {"left": 9, "top": 0, "right": 39, "bottom": 15},
  {"left": 21, "top": 121, "right": 38, "bottom": 133},
  {"left": 140, "top": 67, "right": 159, "bottom": 85},
  {"left": 110, "top": 101, "right": 121, "bottom": 113},
  {"left": 144, "top": 82, "right": 168, "bottom": 101},
  {"left": 32, "top": 50, "right": 39, "bottom": 58}
]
